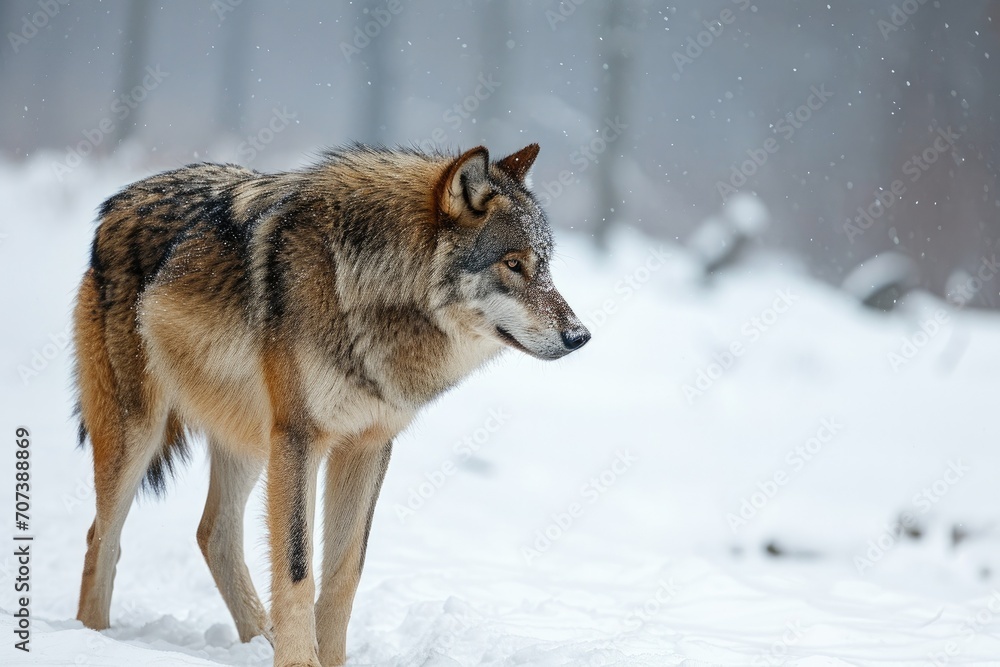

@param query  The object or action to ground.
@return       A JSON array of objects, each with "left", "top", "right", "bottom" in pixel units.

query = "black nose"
[{"left": 561, "top": 328, "right": 591, "bottom": 351}]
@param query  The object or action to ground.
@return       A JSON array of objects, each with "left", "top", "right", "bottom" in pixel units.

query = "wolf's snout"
[{"left": 561, "top": 327, "right": 591, "bottom": 351}]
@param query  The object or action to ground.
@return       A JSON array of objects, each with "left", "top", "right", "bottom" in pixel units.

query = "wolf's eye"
[{"left": 504, "top": 259, "right": 523, "bottom": 273}]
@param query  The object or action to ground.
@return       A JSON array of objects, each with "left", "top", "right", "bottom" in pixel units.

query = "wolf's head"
[{"left": 436, "top": 144, "right": 590, "bottom": 361}]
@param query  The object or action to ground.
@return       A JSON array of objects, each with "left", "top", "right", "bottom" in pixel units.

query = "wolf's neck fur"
[{"left": 256, "top": 151, "right": 497, "bottom": 408}]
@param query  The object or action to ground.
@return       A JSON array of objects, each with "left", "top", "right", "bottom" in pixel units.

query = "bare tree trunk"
[
  {"left": 218, "top": 0, "right": 253, "bottom": 136},
  {"left": 886, "top": 1, "right": 997, "bottom": 304},
  {"left": 111, "top": 0, "right": 152, "bottom": 149},
  {"left": 357, "top": 0, "right": 392, "bottom": 144},
  {"left": 594, "top": 0, "right": 630, "bottom": 251},
  {"left": 477, "top": 0, "right": 513, "bottom": 144}
]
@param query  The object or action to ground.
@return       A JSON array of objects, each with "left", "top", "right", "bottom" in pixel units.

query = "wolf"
[{"left": 73, "top": 143, "right": 590, "bottom": 666}]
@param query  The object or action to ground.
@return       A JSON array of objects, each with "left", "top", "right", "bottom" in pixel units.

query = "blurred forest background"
[{"left": 2, "top": 0, "right": 998, "bottom": 305}]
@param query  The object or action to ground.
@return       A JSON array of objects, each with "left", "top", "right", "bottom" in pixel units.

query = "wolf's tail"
[{"left": 73, "top": 268, "right": 190, "bottom": 497}]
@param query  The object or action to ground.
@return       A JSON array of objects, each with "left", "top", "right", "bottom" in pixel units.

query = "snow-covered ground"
[{"left": 3, "top": 155, "right": 1000, "bottom": 666}]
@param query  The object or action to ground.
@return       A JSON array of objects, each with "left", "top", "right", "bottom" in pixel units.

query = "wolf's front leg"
[
  {"left": 267, "top": 422, "right": 322, "bottom": 667},
  {"left": 315, "top": 433, "right": 393, "bottom": 667}
]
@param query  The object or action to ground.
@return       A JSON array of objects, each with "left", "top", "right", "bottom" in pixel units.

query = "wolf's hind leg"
[
  {"left": 197, "top": 440, "right": 269, "bottom": 642},
  {"left": 77, "top": 416, "right": 166, "bottom": 630}
]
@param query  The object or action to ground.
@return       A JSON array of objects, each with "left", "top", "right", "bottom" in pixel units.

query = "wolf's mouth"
[{"left": 495, "top": 326, "right": 531, "bottom": 354}]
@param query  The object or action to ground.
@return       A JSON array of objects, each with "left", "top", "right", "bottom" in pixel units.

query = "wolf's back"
[{"left": 89, "top": 163, "right": 262, "bottom": 301}]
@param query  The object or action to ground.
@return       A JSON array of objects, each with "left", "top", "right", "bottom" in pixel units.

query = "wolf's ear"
[
  {"left": 496, "top": 143, "right": 540, "bottom": 182},
  {"left": 439, "top": 146, "right": 491, "bottom": 220}
]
